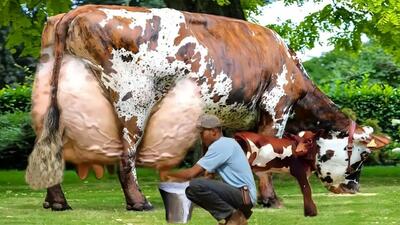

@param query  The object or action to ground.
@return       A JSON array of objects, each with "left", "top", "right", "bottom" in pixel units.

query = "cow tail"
[
  {"left": 25, "top": 9, "right": 83, "bottom": 189},
  {"left": 25, "top": 103, "right": 63, "bottom": 190}
]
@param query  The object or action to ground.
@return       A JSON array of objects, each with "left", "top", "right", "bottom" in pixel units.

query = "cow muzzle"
[{"left": 327, "top": 182, "right": 359, "bottom": 194}]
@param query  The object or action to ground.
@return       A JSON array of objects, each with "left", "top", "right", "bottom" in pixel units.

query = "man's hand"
[
  {"left": 204, "top": 171, "right": 215, "bottom": 179},
  {"left": 158, "top": 164, "right": 205, "bottom": 182},
  {"left": 159, "top": 170, "right": 170, "bottom": 182}
]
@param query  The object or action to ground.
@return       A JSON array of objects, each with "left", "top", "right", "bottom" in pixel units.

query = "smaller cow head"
[
  {"left": 315, "top": 126, "right": 390, "bottom": 194},
  {"left": 287, "top": 130, "right": 322, "bottom": 159}
]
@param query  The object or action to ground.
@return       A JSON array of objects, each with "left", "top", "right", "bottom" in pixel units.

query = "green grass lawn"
[{"left": 0, "top": 166, "right": 399, "bottom": 225}]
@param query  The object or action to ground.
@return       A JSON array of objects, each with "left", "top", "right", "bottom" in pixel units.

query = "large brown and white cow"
[{"left": 28, "top": 5, "right": 390, "bottom": 211}]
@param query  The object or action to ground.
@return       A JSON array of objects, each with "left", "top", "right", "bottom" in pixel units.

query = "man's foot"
[{"left": 226, "top": 210, "right": 247, "bottom": 225}]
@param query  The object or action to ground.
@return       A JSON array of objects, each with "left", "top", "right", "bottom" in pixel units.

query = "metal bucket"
[{"left": 159, "top": 182, "right": 194, "bottom": 223}]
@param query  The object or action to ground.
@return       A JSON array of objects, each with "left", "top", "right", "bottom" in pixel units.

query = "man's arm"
[{"left": 160, "top": 164, "right": 205, "bottom": 182}]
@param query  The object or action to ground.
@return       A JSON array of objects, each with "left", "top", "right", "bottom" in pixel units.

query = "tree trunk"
[{"left": 163, "top": 0, "right": 245, "bottom": 20}]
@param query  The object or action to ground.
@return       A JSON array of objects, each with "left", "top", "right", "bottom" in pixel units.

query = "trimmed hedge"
[
  {"left": 322, "top": 80, "right": 400, "bottom": 143},
  {"left": 321, "top": 80, "right": 400, "bottom": 165}
]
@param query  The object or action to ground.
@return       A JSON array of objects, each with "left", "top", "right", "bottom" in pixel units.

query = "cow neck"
[
  {"left": 345, "top": 120, "right": 356, "bottom": 174},
  {"left": 286, "top": 85, "right": 350, "bottom": 134},
  {"left": 283, "top": 133, "right": 299, "bottom": 147}
]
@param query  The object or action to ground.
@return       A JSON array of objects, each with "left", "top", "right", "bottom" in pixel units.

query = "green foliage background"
[
  {"left": 327, "top": 82, "right": 400, "bottom": 164},
  {"left": 304, "top": 42, "right": 400, "bottom": 87},
  {"left": 0, "top": 84, "right": 34, "bottom": 169},
  {"left": 304, "top": 42, "right": 400, "bottom": 164},
  {"left": 0, "top": 83, "right": 32, "bottom": 113},
  {"left": 304, "top": 42, "right": 400, "bottom": 144},
  {"left": 1, "top": 0, "right": 399, "bottom": 61},
  {"left": 0, "top": 0, "right": 71, "bottom": 58},
  {"left": 0, "top": 0, "right": 399, "bottom": 167},
  {"left": 0, "top": 111, "right": 34, "bottom": 169},
  {"left": 270, "top": 0, "right": 400, "bottom": 62}
]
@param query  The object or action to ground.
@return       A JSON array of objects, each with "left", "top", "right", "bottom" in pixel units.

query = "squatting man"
[{"left": 160, "top": 114, "right": 257, "bottom": 225}]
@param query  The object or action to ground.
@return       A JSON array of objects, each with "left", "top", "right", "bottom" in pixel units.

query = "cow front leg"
[
  {"left": 255, "top": 172, "right": 283, "bottom": 208},
  {"left": 289, "top": 160, "right": 317, "bottom": 217},
  {"left": 43, "top": 184, "right": 72, "bottom": 211}
]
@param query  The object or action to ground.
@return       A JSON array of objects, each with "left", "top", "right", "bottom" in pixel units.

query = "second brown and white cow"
[{"left": 234, "top": 131, "right": 320, "bottom": 216}]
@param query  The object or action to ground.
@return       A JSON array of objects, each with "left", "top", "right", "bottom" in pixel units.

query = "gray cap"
[{"left": 198, "top": 114, "right": 222, "bottom": 129}]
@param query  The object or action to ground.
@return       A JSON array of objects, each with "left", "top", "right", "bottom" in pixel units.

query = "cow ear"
[
  {"left": 367, "top": 133, "right": 391, "bottom": 150},
  {"left": 288, "top": 133, "right": 299, "bottom": 142}
]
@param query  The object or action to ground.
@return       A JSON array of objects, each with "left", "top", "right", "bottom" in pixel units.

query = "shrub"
[
  {"left": 0, "top": 112, "right": 35, "bottom": 169},
  {"left": 321, "top": 79, "right": 400, "bottom": 142},
  {"left": 320, "top": 79, "right": 400, "bottom": 165},
  {"left": 341, "top": 108, "right": 357, "bottom": 121},
  {"left": 0, "top": 83, "right": 32, "bottom": 113}
]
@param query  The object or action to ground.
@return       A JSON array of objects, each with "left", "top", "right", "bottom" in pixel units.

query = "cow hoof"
[
  {"left": 51, "top": 203, "right": 72, "bottom": 211},
  {"left": 43, "top": 201, "right": 72, "bottom": 211},
  {"left": 126, "top": 201, "right": 154, "bottom": 211},
  {"left": 258, "top": 198, "right": 283, "bottom": 209},
  {"left": 305, "top": 211, "right": 318, "bottom": 217},
  {"left": 305, "top": 206, "right": 318, "bottom": 217},
  {"left": 43, "top": 201, "right": 51, "bottom": 209}
]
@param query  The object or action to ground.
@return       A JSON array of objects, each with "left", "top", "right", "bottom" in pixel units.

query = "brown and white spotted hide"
[
  {"left": 234, "top": 131, "right": 318, "bottom": 170},
  {"left": 234, "top": 131, "right": 319, "bottom": 216}
]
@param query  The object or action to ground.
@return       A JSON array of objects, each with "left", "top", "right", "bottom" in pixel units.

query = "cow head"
[
  {"left": 287, "top": 130, "right": 321, "bottom": 158},
  {"left": 315, "top": 126, "right": 390, "bottom": 194}
]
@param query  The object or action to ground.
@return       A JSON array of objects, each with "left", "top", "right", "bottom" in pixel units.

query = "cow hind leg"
[
  {"left": 255, "top": 75, "right": 299, "bottom": 208},
  {"left": 255, "top": 172, "right": 283, "bottom": 208},
  {"left": 43, "top": 184, "right": 72, "bottom": 211},
  {"left": 118, "top": 152, "right": 153, "bottom": 211}
]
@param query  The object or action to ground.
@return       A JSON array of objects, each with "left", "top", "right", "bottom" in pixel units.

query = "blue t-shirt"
[{"left": 197, "top": 137, "right": 257, "bottom": 205}]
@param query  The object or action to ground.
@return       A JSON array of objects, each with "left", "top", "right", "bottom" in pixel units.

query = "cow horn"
[{"left": 366, "top": 139, "right": 377, "bottom": 148}]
